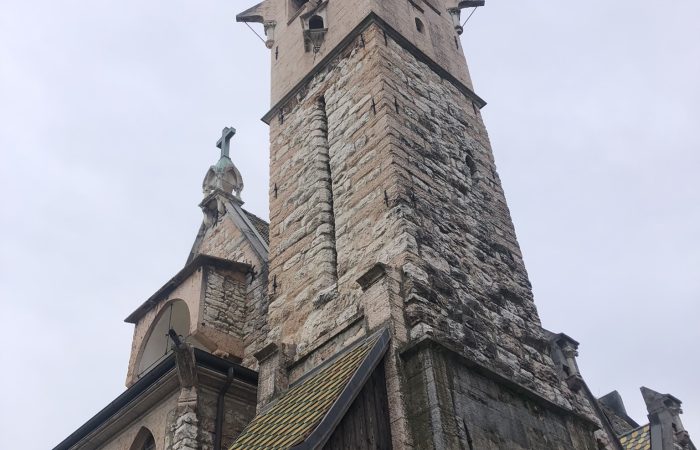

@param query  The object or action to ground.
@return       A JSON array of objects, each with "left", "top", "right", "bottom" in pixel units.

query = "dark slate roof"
[
  {"left": 598, "top": 391, "right": 639, "bottom": 436},
  {"left": 600, "top": 403, "right": 637, "bottom": 436},
  {"left": 230, "top": 329, "right": 390, "bottom": 450},
  {"left": 243, "top": 209, "right": 269, "bottom": 245},
  {"left": 619, "top": 424, "right": 651, "bottom": 450}
]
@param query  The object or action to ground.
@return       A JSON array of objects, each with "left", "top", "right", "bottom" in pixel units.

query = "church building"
[{"left": 54, "top": 1, "right": 695, "bottom": 449}]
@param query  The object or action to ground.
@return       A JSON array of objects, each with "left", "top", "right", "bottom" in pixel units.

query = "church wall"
[
  {"left": 267, "top": 24, "right": 410, "bottom": 363},
  {"left": 164, "top": 384, "right": 256, "bottom": 450},
  {"left": 207, "top": 273, "right": 246, "bottom": 329},
  {"left": 195, "top": 208, "right": 269, "bottom": 369},
  {"left": 403, "top": 344, "right": 600, "bottom": 450},
  {"left": 266, "top": 0, "right": 372, "bottom": 104},
  {"left": 126, "top": 271, "right": 204, "bottom": 386},
  {"left": 262, "top": 11, "right": 609, "bottom": 449},
  {"left": 98, "top": 392, "right": 178, "bottom": 450},
  {"left": 376, "top": 27, "right": 604, "bottom": 421},
  {"left": 265, "top": 1, "right": 473, "bottom": 105}
]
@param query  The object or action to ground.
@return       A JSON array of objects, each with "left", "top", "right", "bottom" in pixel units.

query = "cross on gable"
[{"left": 216, "top": 127, "right": 236, "bottom": 159}]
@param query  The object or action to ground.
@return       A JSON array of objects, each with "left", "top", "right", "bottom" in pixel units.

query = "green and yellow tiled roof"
[
  {"left": 230, "top": 331, "right": 387, "bottom": 450},
  {"left": 619, "top": 424, "right": 651, "bottom": 450}
]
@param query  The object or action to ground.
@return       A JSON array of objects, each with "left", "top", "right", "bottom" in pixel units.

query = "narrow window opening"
[
  {"left": 415, "top": 18, "right": 424, "bottom": 33},
  {"left": 454, "top": 36, "right": 459, "bottom": 49},
  {"left": 562, "top": 364, "right": 571, "bottom": 376},
  {"left": 465, "top": 151, "right": 477, "bottom": 177},
  {"left": 309, "top": 15, "right": 324, "bottom": 30}
]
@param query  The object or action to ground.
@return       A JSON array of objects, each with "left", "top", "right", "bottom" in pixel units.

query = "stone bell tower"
[{"left": 234, "top": 1, "right": 617, "bottom": 449}]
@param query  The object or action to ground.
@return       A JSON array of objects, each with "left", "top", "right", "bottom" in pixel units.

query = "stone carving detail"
[
  {"left": 170, "top": 334, "right": 200, "bottom": 450},
  {"left": 203, "top": 127, "right": 244, "bottom": 200}
]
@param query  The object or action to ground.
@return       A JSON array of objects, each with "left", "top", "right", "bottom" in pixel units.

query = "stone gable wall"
[{"left": 195, "top": 206, "right": 269, "bottom": 368}]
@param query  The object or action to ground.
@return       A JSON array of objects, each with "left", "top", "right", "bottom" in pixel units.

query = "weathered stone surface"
[
  {"left": 262, "top": 18, "right": 611, "bottom": 449},
  {"left": 195, "top": 203, "right": 269, "bottom": 368},
  {"left": 404, "top": 341, "right": 601, "bottom": 449}
]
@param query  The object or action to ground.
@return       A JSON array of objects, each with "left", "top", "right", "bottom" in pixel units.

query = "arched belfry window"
[
  {"left": 309, "top": 15, "right": 324, "bottom": 30},
  {"left": 129, "top": 428, "right": 156, "bottom": 450},
  {"left": 137, "top": 300, "right": 191, "bottom": 378},
  {"left": 415, "top": 18, "right": 425, "bottom": 33}
]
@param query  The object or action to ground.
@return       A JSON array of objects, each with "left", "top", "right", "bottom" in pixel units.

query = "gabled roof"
[
  {"left": 619, "top": 424, "right": 651, "bottom": 450},
  {"left": 230, "top": 329, "right": 390, "bottom": 450},
  {"left": 243, "top": 209, "right": 269, "bottom": 246}
]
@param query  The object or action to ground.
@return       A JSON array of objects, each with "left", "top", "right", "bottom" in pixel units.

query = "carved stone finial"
[
  {"left": 203, "top": 127, "right": 244, "bottom": 201},
  {"left": 263, "top": 21, "right": 277, "bottom": 49}
]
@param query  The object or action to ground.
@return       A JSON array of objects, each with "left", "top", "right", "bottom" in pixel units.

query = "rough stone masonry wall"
[
  {"left": 163, "top": 384, "right": 256, "bottom": 450},
  {"left": 203, "top": 269, "right": 247, "bottom": 341},
  {"left": 267, "top": 25, "right": 411, "bottom": 360},
  {"left": 376, "top": 26, "right": 600, "bottom": 421},
  {"left": 403, "top": 343, "right": 600, "bottom": 449},
  {"left": 265, "top": 17, "right": 604, "bottom": 447},
  {"left": 195, "top": 208, "right": 269, "bottom": 368}
]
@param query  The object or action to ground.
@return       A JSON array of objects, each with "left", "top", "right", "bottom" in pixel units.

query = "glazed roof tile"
[
  {"left": 230, "top": 330, "right": 389, "bottom": 450},
  {"left": 619, "top": 424, "right": 651, "bottom": 450}
]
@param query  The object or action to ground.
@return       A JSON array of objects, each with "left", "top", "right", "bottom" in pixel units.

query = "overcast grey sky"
[{"left": 1, "top": 1, "right": 698, "bottom": 449}]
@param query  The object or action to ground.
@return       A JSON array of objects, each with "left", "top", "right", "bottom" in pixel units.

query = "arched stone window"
[
  {"left": 309, "top": 15, "right": 324, "bottom": 30},
  {"left": 137, "top": 300, "right": 190, "bottom": 377},
  {"left": 415, "top": 18, "right": 425, "bottom": 33},
  {"left": 129, "top": 428, "right": 156, "bottom": 450}
]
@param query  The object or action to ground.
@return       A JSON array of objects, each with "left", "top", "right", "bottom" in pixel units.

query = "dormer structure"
[
  {"left": 54, "top": 131, "right": 270, "bottom": 450},
  {"left": 124, "top": 255, "right": 252, "bottom": 386}
]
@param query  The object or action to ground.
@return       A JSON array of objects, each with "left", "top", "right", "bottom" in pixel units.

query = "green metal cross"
[{"left": 216, "top": 127, "right": 236, "bottom": 159}]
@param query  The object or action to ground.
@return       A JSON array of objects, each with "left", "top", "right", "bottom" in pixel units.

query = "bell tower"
[{"left": 236, "top": 1, "right": 616, "bottom": 448}]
